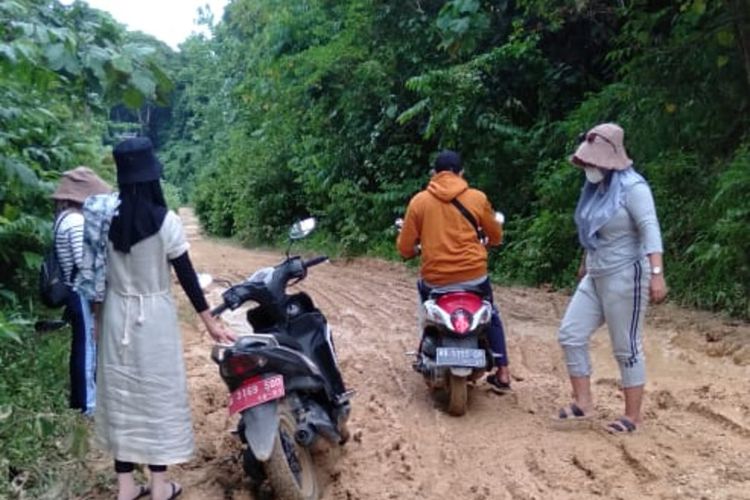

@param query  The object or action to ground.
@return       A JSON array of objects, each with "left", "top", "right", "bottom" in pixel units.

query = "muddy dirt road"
[{"left": 93, "top": 209, "right": 750, "bottom": 500}]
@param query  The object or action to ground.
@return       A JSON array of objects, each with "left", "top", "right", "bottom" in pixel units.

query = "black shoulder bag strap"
[{"left": 450, "top": 198, "right": 484, "bottom": 242}]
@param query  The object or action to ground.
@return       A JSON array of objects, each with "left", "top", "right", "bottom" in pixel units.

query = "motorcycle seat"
[
  {"left": 428, "top": 285, "right": 484, "bottom": 299},
  {"left": 274, "top": 333, "right": 304, "bottom": 352}
]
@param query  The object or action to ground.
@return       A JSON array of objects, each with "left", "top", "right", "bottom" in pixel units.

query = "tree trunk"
[{"left": 726, "top": 0, "right": 750, "bottom": 90}]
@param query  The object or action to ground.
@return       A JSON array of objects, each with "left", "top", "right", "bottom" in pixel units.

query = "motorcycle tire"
[
  {"left": 447, "top": 374, "right": 468, "bottom": 416},
  {"left": 264, "top": 402, "right": 319, "bottom": 500}
]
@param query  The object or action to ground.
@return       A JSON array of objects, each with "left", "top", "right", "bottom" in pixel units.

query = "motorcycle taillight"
[
  {"left": 226, "top": 353, "right": 267, "bottom": 377},
  {"left": 450, "top": 309, "right": 472, "bottom": 334}
]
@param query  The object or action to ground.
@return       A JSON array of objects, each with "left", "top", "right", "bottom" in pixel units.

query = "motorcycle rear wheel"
[
  {"left": 265, "top": 403, "right": 319, "bottom": 500},
  {"left": 447, "top": 374, "right": 468, "bottom": 416}
]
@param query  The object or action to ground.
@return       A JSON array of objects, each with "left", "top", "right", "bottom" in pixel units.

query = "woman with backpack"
[{"left": 50, "top": 167, "right": 111, "bottom": 416}]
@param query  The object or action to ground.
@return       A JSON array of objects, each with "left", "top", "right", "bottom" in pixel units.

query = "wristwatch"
[{"left": 651, "top": 266, "right": 663, "bottom": 275}]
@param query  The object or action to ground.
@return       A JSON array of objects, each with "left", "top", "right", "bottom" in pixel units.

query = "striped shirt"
[{"left": 54, "top": 211, "right": 84, "bottom": 286}]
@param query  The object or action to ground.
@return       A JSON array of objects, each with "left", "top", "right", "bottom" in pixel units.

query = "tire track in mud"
[{"left": 84, "top": 209, "right": 750, "bottom": 500}]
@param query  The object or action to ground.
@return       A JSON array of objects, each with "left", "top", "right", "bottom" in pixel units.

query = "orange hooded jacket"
[{"left": 397, "top": 171, "right": 502, "bottom": 285}]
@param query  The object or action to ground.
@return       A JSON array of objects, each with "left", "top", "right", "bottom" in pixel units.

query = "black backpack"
[{"left": 39, "top": 213, "right": 73, "bottom": 308}]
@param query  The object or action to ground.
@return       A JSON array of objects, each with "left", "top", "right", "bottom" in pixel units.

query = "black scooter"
[{"left": 211, "top": 218, "right": 351, "bottom": 500}]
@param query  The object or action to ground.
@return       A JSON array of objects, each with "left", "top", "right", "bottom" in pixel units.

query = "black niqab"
[{"left": 109, "top": 181, "right": 168, "bottom": 253}]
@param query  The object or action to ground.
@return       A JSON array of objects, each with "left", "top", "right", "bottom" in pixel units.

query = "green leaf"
[
  {"left": 130, "top": 69, "right": 156, "bottom": 99},
  {"left": 111, "top": 54, "right": 133, "bottom": 73},
  {"left": 122, "top": 86, "right": 144, "bottom": 109},
  {"left": 0, "top": 43, "right": 17, "bottom": 63},
  {"left": 0, "top": 317, "right": 22, "bottom": 343},
  {"left": 44, "top": 43, "right": 66, "bottom": 71},
  {"left": 0, "top": 405, "right": 11, "bottom": 422},
  {"left": 122, "top": 43, "right": 156, "bottom": 59},
  {"left": 11, "top": 39, "right": 37, "bottom": 62},
  {"left": 716, "top": 30, "right": 735, "bottom": 47},
  {"left": 1, "top": 158, "right": 39, "bottom": 187},
  {"left": 21, "top": 251, "right": 42, "bottom": 269},
  {"left": 691, "top": 0, "right": 706, "bottom": 16},
  {"left": 397, "top": 98, "right": 429, "bottom": 125}
]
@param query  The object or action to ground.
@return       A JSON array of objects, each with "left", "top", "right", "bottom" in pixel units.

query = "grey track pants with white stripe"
[{"left": 558, "top": 259, "right": 650, "bottom": 388}]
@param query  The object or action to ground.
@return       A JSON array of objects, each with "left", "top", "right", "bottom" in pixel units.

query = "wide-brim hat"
[
  {"left": 113, "top": 137, "right": 163, "bottom": 184},
  {"left": 51, "top": 166, "right": 111, "bottom": 204},
  {"left": 571, "top": 123, "right": 632, "bottom": 170}
]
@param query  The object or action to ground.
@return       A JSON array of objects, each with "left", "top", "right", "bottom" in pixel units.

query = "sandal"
[
  {"left": 151, "top": 482, "right": 182, "bottom": 500},
  {"left": 486, "top": 373, "right": 512, "bottom": 394},
  {"left": 606, "top": 417, "right": 637, "bottom": 434},
  {"left": 556, "top": 403, "right": 592, "bottom": 421},
  {"left": 130, "top": 485, "right": 150, "bottom": 500},
  {"left": 165, "top": 482, "right": 183, "bottom": 500}
]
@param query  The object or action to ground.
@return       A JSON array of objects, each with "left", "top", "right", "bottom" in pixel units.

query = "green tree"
[{"left": 165, "top": 0, "right": 749, "bottom": 317}]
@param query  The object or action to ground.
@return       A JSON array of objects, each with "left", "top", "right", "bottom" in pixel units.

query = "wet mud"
[{"left": 89, "top": 209, "right": 750, "bottom": 500}]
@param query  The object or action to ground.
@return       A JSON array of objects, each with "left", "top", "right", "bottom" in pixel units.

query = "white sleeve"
[{"left": 162, "top": 211, "right": 190, "bottom": 260}]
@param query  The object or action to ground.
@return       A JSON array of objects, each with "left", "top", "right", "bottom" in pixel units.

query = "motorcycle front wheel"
[
  {"left": 447, "top": 374, "right": 468, "bottom": 416},
  {"left": 265, "top": 402, "right": 319, "bottom": 500}
]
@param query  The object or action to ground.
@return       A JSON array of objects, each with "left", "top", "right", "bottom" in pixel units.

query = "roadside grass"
[{"left": 0, "top": 327, "right": 105, "bottom": 498}]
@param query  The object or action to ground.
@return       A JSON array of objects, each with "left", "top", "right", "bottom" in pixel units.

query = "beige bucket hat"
[
  {"left": 51, "top": 166, "right": 111, "bottom": 204},
  {"left": 571, "top": 123, "right": 632, "bottom": 170}
]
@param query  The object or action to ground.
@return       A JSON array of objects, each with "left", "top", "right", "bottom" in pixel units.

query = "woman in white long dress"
[{"left": 94, "top": 137, "right": 235, "bottom": 500}]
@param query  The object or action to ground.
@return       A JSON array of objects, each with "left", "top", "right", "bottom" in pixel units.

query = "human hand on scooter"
[{"left": 200, "top": 310, "right": 237, "bottom": 344}]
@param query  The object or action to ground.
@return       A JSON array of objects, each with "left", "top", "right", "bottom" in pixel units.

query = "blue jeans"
[
  {"left": 417, "top": 278, "right": 509, "bottom": 367},
  {"left": 65, "top": 290, "right": 96, "bottom": 415}
]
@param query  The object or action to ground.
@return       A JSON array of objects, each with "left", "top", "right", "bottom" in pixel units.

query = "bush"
[
  {"left": 678, "top": 145, "right": 750, "bottom": 316},
  {"left": 0, "top": 327, "right": 91, "bottom": 499}
]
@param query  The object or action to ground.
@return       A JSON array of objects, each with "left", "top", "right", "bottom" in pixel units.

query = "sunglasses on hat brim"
[{"left": 577, "top": 131, "right": 618, "bottom": 153}]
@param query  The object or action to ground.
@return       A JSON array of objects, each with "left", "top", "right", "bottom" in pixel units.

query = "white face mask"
[{"left": 584, "top": 166, "right": 605, "bottom": 184}]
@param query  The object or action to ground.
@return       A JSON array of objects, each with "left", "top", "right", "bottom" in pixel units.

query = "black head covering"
[
  {"left": 434, "top": 150, "right": 462, "bottom": 173},
  {"left": 110, "top": 137, "right": 168, "bottom": 253},
  {"left": 113, "top": 137, "right": 163, "bottom": 184},
  {"left": 109, "top": 181, "right": 168, "bottom": 253}
]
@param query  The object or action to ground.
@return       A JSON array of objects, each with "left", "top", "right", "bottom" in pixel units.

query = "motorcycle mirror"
[
  {"left": 197, "top": 273, "right": 213, "bottom": 290},
  {"left": 289, "top": 217, "right": 317, "bottom": 240}
]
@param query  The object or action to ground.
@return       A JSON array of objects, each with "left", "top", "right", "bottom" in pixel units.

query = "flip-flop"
[
  {"left": 165, "top": 482, "right": 183, "bottom": 500},
  {"left": 555, "top": 403, "right": 592, "bottom": 421},
  {"left": 130, "top": 485, "right": 150, "bottom": 500},
  {"left": 606, "top": 417, "right": 637, "bottom": 434},
  {"left": 486, "top": 373, "right": 512, "bottom": 394}
]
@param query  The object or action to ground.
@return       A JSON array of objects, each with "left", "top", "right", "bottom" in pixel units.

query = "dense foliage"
[
  {"left": 0, "top": 0, "right": 747, "bottom": 496},
  {"left": 0, "top": 0, "right": 173, "bottom": 331},
  {"left": 166, "top": 0, "right": 749, "bottom": 317},
  {"left": 0, "top": 1, "right": 174, "bottom": 496}
]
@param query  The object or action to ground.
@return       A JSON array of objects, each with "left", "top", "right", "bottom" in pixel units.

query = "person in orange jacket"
[{"left": 397, "top": 150, "right": 511, "bottom": 391}]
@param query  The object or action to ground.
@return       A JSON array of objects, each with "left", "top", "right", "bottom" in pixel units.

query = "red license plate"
[{"left": 228, "top": 374, "right": 285, "bottom": 415}]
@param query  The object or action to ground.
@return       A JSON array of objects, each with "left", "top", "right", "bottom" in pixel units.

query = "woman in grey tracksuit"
[{"left": 556, "top": 123, "right": 668, "bottom": 433}]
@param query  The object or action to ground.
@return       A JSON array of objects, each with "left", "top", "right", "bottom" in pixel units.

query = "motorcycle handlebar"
[
  {"left": 211, "top": 303, "right": 229, "bottom": 317},
  {"left": 303, "top": 255, "right": 328, "bottom": 268}
]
